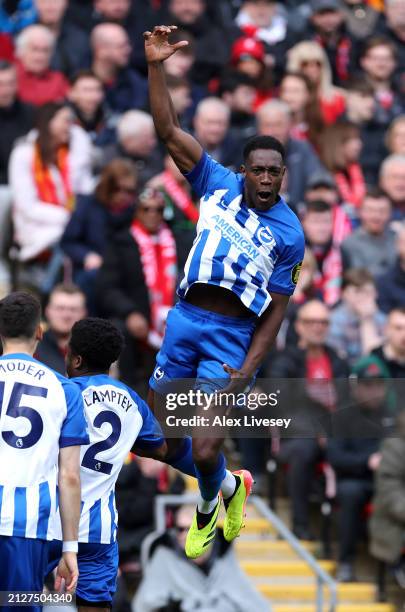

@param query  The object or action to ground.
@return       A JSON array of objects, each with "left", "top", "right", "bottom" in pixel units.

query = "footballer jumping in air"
[{"left": 144, "top": 26, "right": 305, "bottom": 559}]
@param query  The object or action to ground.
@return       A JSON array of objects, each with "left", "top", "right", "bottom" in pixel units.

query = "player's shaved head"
[
  {"left": 0, "top": 292, "right": 41, "bottom": 340},
  {"left": 68, "top": 317, "right": 124, "bottom": 374}
]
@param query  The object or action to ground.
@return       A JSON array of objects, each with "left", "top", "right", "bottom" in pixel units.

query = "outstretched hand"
[{"left": 144, "top": 25, "right": 189, "bottom": 64}]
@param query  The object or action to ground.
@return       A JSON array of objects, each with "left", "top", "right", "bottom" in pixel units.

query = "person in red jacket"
[{"left": 14, "top": 24, "right": 69, "bottom": 106}]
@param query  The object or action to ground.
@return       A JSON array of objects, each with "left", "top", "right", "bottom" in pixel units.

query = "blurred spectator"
[
  {"left": 9, "top": 102, "right": 94, "bottom": 291},
  {"left": 159, "top": 0, "right": 231, "bottom": 84},
  {"left": 90, "top": 23, "right": 148, "bottom": 113},
  {"left": 327, "top": 357, "right": 388, "bottom": 582},
  {"left": 166, "top": 74, "right": 193, "bottom": 129},
  {"left": 342, "top": 0, "right": 380, "bottom": 40},
  {"left": 270, "top": 299, "right": 349, "bottom": 539},
  {"left": 89, "top": 0, "right": 153, "bottom": 74},
  {"left": 304, "top": 170, "right": 352, "bottom": 244},
  {"left": 379, "top": 154, "right": 405, "bottom": 216},
  {"left": 304, "top": 0, "right": 358, "bottom": 86},
  {"left": 377, "top": 0, "right": 405, "bottom": 87},
  {"left": 343, "top": 78, "right": 385, "bottom": 184},
  {"left": 67, "top": 69, "right": 112, "bottom": 142},
  {"left": 229, "top": 36, "right": 274, "bottom": 111},
  {"left": 279, "top": 70, "right": 325, "bottom": 150},
  {"left": 376, "top": 225, "right": 405, "bottom": 313},
  {"left": 366, "top": 307, "right": 405, "bottom": 378},
  {"left": 98, "top": 110, "right": 163, "bottom": 188},
  {"left": 115, "top": 455, "right": 185, "bottom": 569},
  {"left": 385, "top": 114, "right": 405, "bottom": 155},
  {"left": 14, "top": 24, "right": 70, "bottom": 106},
  {"left": 0, "top": 60, "right": 33, "bottom": 288},
  {"left": 359, "top": 36, "right": 403, "bottom": 119},
  {"left": 327, "top": 268, "right": 386, "bottom": 365},
  {"left": 218, "top": 70, "right": 256, "bottom": 143},
  {"left": 133, "top": 505, "right": 268, "bottom": 612},
  {"left": 148, "top": 154, "right": 198, "bottom": 270},
  {"left": 233, "top": 0, "right": 297, "bottom": 81},
  {"left": 276, "top": 247, "right": 322, "bottom": 348},
  {"left": 61, "top": 158, "right": 137, "bottom": 312},
  {"left": 35, "top": 282, "right": 86, "bottom": 373},
  {"left": 300, "top": 199, "right": 342, "bottom": 306},
  {"left": 369, "top": 411, "right": 405, "bottom": 582},
  {"left": 163, "top": 29, "right": 207, "bottom": 123},
  {"left": 344, "top": 78, "right": 375, "bottom": 126},
  {"left": 0, "top": 0, "right": 36, "bottom": 35},
  {"left": 34, "top": 0, "right": 90, "bottom": 78},
  {"left": 340, "top": 189, "right": 396, "bottom": 276},
  {"left": 287, "top": 40, "right": 346, "bottom": 124},
  {"left": 319, "top": 121, "right": 366, "bottom": 211},
  {"left": 193, "top": 97, "right": 241, "bottom": 169},
  {"left": 96, "top": 188, "right": 177, "bottom": 391},
  {"left": 257, "top": 99, "right": 326, "bottom": 208}
]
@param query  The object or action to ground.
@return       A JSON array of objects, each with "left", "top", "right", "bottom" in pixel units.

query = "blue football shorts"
[
  {"left": 0, "top": 535, "right": 49, "bottom": 612},
  {"left": 149, "top": 299, "right": 257, "bottom": 394},
  {"left": 47, "top": 540, "right": 118, "bottom": 607}
]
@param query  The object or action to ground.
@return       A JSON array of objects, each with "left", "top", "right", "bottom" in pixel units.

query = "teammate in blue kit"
[
  {"left": 48, "top": 318, "right": 168, "bottom": 611},
  {"left": 0, "top": 292, "right": 89, "bottom": 609},
  {"left": 144, "top": 25, "right": 305, "bottom": 558}
]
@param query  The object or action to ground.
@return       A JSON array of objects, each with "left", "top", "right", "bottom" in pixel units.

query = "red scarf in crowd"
[
  {"left": 32, "top": 143, "right": 74, "bottom": 210},
  {"left": 334, "top": 164, "right": 366, "bottom": 208},
  {"left": 312, "top": 244, "right": 342, "bottom": 307},
  {"left": 130, "top": 220, "right": 177, "bottom": 341},
  {"left": 316, "top": 34, "right": 352, "bottom": 83},
  {"left": 161, "top": 171, "right": 199, "bottom": 223}
]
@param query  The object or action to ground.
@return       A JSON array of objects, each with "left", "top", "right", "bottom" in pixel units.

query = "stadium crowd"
[{"left": 1, "top": 0, "right": 405, "bottom": 607}]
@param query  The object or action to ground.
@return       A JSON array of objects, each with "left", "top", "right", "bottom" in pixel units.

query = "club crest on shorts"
[{"left": 154, "top": 366, "right": 165, "bottom": 381}]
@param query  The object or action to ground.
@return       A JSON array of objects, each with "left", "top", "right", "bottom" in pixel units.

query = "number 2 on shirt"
[{"left": 81, "top": 411, "right": 122, "bottom": 475}]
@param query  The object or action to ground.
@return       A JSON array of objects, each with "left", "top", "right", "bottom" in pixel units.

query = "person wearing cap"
[
  {"left": 340, "top": 188, "right": 396, "bottom": 278},
  {"left": 304, "top": 0, "right": 359, "bottom": 86},
  {"left": 229, "top": 36, "right": 275, "bottom": 111},
  {"left": 342, "top": 0, "right": 380, "bottom": 41},
  {"left": 327, "top": 354, "right": 393, "bottom": 582}
]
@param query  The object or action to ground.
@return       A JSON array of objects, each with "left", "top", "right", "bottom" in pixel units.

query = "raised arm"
[{"left": 144, "top": 25, "right": 202, "bottom": 173}]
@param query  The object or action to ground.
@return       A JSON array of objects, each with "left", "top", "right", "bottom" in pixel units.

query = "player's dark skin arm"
[
  {"left": 145, "top": 25, "right": 202, "bottom": 173},
  {"left": 229, "top": 292, "right": 290, "bottom": 381}
]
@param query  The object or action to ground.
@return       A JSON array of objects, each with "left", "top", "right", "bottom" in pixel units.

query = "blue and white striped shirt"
[
  {"left": 53, "top": 375, "right": 165, "bottom": 545},
  {"left": 179, "top": 152, "right": 305, "bottom": 316},
  {"left": 0, "top": 354, "right": 88, "bottom": 541}
]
